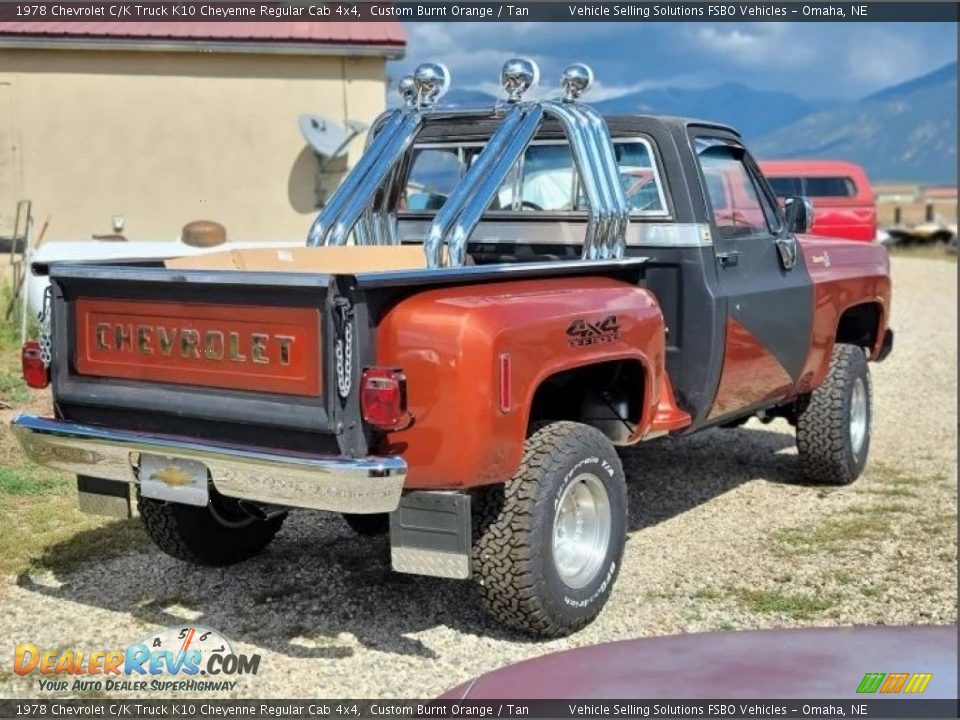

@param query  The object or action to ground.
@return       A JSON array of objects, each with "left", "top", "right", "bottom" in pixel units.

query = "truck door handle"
[{"left": 717, "top": 250, "right": 742, "bottom": 267}]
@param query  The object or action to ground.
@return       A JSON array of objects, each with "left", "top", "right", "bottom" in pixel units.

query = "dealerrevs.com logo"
[{"left": 14, "top": 626, "right": 260, "bottom": 693}]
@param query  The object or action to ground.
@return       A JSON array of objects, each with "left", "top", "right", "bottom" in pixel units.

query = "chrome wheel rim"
[
  {"left": 552, "top": 473, "right": 612, "bottom": 590},
  {"left": 849, "top": 377, "right": 868, "bottom": 457}
]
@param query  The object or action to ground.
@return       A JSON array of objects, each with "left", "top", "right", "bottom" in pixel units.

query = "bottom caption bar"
[{"left": 2, "top": 700, "right": 958, "bottom": 719}]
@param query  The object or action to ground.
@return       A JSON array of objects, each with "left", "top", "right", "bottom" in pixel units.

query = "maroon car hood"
[{"left": 443, "top": 626, "right": 957, "bottom": 699}]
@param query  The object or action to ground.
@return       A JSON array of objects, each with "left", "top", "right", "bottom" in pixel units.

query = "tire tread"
[
  {"left": 796, "top": 343, "right": 870, "bottom": 485},
  {"left": 138, "top": 494, "right": 284, "bottom": 566},
  {"left": 472, "top": 421, "right": 624, "bottom": 637}
]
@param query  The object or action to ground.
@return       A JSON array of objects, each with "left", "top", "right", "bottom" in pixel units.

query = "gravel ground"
[{"left": 0, "top": 255, "right": 955, "bottom": 699}]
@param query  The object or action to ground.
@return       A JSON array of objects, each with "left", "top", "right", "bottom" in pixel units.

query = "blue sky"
[{"left": 388, "top": 22, "right": 957, "bottom": 101}]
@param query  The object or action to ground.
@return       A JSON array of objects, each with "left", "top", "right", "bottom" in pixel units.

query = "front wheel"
[
  {"left": 796, "top": 343, "right": 872, "bottom": 485},
  {"left": 472, "top": 421, "right": 627, "bottom": 637}
]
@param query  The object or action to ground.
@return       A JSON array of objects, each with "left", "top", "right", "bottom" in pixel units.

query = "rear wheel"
[
  {"left": 796, "top": 343, "right": 872, "bottom": 485},
  {"left": 138, "top": 490, "right": 285, "bottom": 566},
  {"left": 472, "top": 421, "right": 627, "bottom": 637}
]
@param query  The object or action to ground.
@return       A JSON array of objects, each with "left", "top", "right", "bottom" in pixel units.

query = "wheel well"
[
  {"left": 836, "top": 303, "right": 882, "bottom": 353},
  {"left": 528, "top": 360, "right": 645, "bottom": 444}
]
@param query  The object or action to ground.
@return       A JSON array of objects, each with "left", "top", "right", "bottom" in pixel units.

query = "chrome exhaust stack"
[
  {"left": 444, "top": 105, "right": 545, "bottom": 267},
  {"left": 425, "top": 59, "right": 541, "bottom": 268},
  {"left": 423, "top": 106, "right": 526, "bottom": 267},
  {"left": 425, "top": 60, "right": 629, "bottom": 267},
  {"left": 307, "top": 57, "right": 628, "bottom": 265},
  {"left": 307, "top": 63, "right": 450, "bottom": 247},
  {"left": 545, "top": 63, "right": 629, "bottom": 260}
]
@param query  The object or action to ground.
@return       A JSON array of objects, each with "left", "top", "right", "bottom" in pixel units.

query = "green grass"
[
  {"left": 31, "top": 517, "right": 148, "bottom": 574},
  {"left": 775, "top": 513, "right": 892, "bottom": 555},
  {"left": 693, "top": 588, "right": 723, "bottom": 600},
  {"left": 832, "top": 570, "right": 855, "bottom": 585},
  {"left": 0, "top": 281, "right": 28, "bottom": 354},
  {"left": 0, "top": 367, "right": 28, "bottom": 406},
  {"left": 0, "top": 463, "right": 148, "bottom": 577},
  {"left": 845, "top": 503, "right": 909, "bottom": 516},
  {"left": 0, "top": 463, "right": 71, "bottom": 496},
  {"left": 866, "top": 485, "right": 917, "bottom": 498},
  {"left": 869, "top": 462, "right": 911, "bottom": 484},
  {"left": 732, "top": 588, "right": 835, "bottom": 619},
  {"left": 0, "top": 281, "right": 30, "bottom": 405}
]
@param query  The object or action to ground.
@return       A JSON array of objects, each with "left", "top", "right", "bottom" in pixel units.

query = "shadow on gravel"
[
  {"left": 15, "top": 512, "right": 491, "bottom": 659},
  {"left": 619, "top": 425, "right": 801, "bottom": 531},
  {"left": 16, "top": 425, "right": 801, "bottom": 656}
]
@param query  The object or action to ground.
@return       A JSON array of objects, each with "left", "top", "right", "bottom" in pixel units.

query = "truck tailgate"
[{"left": 46, "top": 263, "right": 352, "bottom": 449}]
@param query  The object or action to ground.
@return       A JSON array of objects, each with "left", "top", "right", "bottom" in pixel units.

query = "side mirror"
[{"left": 784, "top": 196, "right": 814, "bottom": 234}]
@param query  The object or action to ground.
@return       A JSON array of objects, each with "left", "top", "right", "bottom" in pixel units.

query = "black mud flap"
[
  {"left": 875, "top": 329, "right": 894, "bottom": 362},
  {"left": 77, "top": 476, "right": 133, "bottom": 519}
]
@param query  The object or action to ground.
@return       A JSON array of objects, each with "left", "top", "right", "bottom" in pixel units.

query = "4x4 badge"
[{"left": 566, "top": 316, "right": 621, "bottom": 347}]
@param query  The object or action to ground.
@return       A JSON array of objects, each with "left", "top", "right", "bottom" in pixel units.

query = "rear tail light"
[
  {"left": 360, "top": 367, "right": 408, "bottom": 430},
  {"left": 21, "top": 341, "right": 50, "bottom": 389}
]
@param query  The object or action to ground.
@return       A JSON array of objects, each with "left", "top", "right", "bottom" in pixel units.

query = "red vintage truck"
[
  {"left": 14, "top": 61, "right": 893, "bottom": 637},
  {"left": 759, "top": 160, "right": 878, "bottom": 242}
]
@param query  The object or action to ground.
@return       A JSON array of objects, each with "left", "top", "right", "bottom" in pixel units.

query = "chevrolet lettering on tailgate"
[{"left": 74, "top": 298, "right": 321, "bottom": 396}]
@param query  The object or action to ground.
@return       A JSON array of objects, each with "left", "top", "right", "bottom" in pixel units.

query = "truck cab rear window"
[
  {"left": 404, "top": 139, "right": 668, "bottom": 217},
  {"left": 767, "top": 175, "right": 858, "bottom": 198}
]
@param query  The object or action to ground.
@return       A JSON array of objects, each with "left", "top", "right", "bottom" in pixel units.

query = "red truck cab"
[{"left": 759, "top": 160, "right": 877, "bottom": 242}]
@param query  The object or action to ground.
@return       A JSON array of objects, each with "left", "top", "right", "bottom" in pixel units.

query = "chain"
[
  {"left": 335, "top": 314, "right": 353, "bottom": 399},
  {"left": 38, "top": 285, "right": 52, "bottom": 368}
]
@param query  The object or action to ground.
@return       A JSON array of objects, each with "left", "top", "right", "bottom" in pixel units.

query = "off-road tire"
[
  {"left": 796, "top": 343, "right": 872, "bottom": 485},
  {"left": 342, "top": 513, "right": 390, "bottom": 537},
  {"left": 472, "top": 421, "right": 627, "bottom": 637},
  {"left": 138, "top": 493, "right": 285, "bottom": 566}
]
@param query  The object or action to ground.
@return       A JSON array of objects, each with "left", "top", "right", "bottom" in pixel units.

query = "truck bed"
[{"left": 43, "top": 255, "right": 649, "bottom": 456}]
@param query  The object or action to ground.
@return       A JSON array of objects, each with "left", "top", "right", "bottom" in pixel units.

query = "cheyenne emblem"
[{"left": 74, "top": 298, "right": 321, "bottom": 396}]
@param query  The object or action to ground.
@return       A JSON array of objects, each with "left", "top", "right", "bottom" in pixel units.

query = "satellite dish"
[{"left": 298, "top": 114, "right": 368, "bottom": 159}]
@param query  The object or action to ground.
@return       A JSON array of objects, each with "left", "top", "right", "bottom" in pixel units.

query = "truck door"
[{"left": 694, "top": 137, "right": 814, "bottom": 420}]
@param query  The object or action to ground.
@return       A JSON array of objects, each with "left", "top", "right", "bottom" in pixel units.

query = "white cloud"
[
  {"left": 842, "top": 28, "right": 950, "bottom": 88},
  {"left": 687, "top": 24, "right": 816, "bottom": 69},
  {"left": 391, "top": 21, "right": 956, "bottom": 103}
]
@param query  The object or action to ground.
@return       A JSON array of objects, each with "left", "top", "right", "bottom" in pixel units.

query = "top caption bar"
[{"left": 2, "top": 2, "right": 958, "bottom": 23}]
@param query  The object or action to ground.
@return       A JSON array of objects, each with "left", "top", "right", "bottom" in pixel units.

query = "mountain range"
[{"left": 439, "top": 62, "right": 957, "bottom": 184}]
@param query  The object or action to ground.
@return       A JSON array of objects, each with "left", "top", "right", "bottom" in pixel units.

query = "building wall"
[
  {"left": 874, "top": 183, "right": 958, "bottom": 227},
  {"left": 0, "top": 48, "right": 387, "bottom": 242}
]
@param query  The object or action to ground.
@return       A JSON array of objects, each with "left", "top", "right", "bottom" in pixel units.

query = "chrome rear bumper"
[{"left": 11, "top": 414, "right": 406, "bottom": 514}]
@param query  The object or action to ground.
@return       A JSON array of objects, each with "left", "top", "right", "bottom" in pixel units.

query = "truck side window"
[
  {"left": 805, "top": 176, "right": 857, "bottom": 197},
  {"left": 767, "top": 176, "right": 803, "bottom": 197},
  {"left": 697, "top": 143, "right": 776, "bottom": 240}
]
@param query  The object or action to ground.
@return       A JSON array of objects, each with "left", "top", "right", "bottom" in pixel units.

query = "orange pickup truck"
[{"left": 14, "top": 61, "right": 892, "bottom": 637}]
